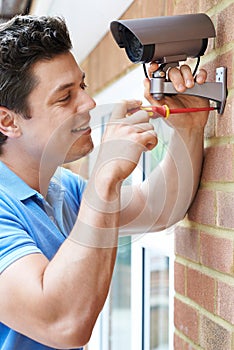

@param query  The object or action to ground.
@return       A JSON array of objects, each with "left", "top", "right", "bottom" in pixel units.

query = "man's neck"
[{"left": 0, "top": 153, "right": 58, "bottom": 197}]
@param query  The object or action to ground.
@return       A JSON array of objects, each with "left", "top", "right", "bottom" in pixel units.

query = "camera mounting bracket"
[{"left": 150, "top": 65, "right": 227, "bottom": 114}]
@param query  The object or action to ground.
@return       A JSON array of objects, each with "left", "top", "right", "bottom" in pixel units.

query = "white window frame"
[
  {"left": 131, "top": 231, "right": 175, "bottom": 350},
  {"left": 88, "top": 231, "right": 174, "bottom": 350}
]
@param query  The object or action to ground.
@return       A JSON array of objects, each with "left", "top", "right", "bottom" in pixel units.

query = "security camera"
[
  {"left": 110, "top": 13, "right": 227, "bottom": 114},
  {"left": 110, "top": 13, "right": 215, "bottom": 64}
]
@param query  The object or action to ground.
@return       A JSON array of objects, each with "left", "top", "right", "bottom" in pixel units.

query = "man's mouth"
[{"left": 71, "top": 126, "right": 91, "bottom": 134}]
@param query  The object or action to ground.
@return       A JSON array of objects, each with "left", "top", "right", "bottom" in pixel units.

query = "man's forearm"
[
  {"left": 40, "top": 175, "right": 121, "bottom": 347},
  {"left": 140, "top": 125, "right": 204, "bottom": 229},
  {"left": 118, "top": 125, "right": 205, "bottom": 235}
]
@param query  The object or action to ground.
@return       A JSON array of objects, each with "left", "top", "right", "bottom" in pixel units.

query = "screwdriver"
[{"left": 130, "top": 105, "right": 217, "bottom": 119}]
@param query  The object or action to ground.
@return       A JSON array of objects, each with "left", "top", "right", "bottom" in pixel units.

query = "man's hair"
[{"left": 0, "top": 14, "right": 72, "bottom": 150}]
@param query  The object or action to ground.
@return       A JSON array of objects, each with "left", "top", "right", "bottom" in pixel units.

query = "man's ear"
[{"left": 0, "top": 107, "right": 22, "bottom": 138}]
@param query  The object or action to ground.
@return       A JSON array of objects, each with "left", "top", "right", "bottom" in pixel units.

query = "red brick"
[
  {"left": 200, "top": 232, "right": 234, "bottom": 274},
  {"left": 174, "top": 333, "right": 196, "bottom": 350},
  {"left": 216, "top": 4, "right": 234, "bottom": 47},
  {"left": 216, "top": 98, "right": 234, "bottom": 137},
  {"left": 184, "top": 343, "right": 196, "bottom": 350},
  {"left": 217, "top": 191, "right": 234, "bottom": 229},
  {"left": 201, "top": 59, "right": 218, "bottom": 84},
  {"left": 199, "top": 0, "right": 220, "bottom": 12},
  {"left": 187, "top": 268, "right": 215, "bottom": 313},
  {"left": 174, "top": 298, "right": 199, "bottom": 343},
  {"left": 204, "top": 111, "right": 216, "bottom": 138},
  {"left": 175, "top": 226, "right": 199, "bottom": 262},
  {"left": 174, "top": 261, "right": 186, "bottom": 295},
  {"left": 202, "top": 51, "right": 233, "bottom": 92},
  {"left": 173, "top": 0, "right": 199, "bottom": 14},
  {"left": 217, "top": 281, "right": 234, "bottom": 325},
  {"left": 200, "top": 315, "right": 232, "bottom": 350},
  {"left": 166, "top": 0, "right": 174, "bottom": 16},
  {"left": 188, "top": 189, "right": 216, "bottom": 226},
  {"left": 217, "top": 51, "right": 233, "bottom": 91},
  {"left": 202, "top": 145, "right": 234, "bottom": 182},
  {"left": 174, "top": 333, "right": 185, "bottom": 350}
]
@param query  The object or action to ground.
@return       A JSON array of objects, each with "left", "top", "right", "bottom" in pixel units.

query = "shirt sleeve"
[{"left": 0, "top": 197, "right": 42, "bottom": 274}]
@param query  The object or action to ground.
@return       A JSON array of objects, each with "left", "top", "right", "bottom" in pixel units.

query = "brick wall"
[
  {"left": 174, "top": 1, "right": 234, "bottom": 349},
  {"left": 82, "top": 0, "right": 234, "bottom": 349}
]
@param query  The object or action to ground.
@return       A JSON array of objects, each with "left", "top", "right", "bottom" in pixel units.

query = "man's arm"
[
  {"left": 119, "top": 64, "right": 209, "bottom": 234},
  {"left": 0, "top": 100, "right": 157, "bottom": 348}
]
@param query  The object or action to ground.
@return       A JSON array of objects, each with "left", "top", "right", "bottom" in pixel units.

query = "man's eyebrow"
[
  {"left": 50, "top": 72, "right": 86, "bottom": 96},
  {"left": 52, "top": 82, "right": 75, "bottom": 95}
]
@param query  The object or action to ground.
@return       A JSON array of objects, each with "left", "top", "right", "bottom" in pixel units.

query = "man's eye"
[
  {"left": 81, "top": 82, "right": 88, "bottom": 90},
  {"left": 58, "top": 94, "right": 70, "bottom": 102}
]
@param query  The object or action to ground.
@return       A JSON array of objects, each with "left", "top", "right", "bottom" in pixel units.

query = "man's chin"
[{"left": 64, "top": 140, "right": 94, "bottom": 164}]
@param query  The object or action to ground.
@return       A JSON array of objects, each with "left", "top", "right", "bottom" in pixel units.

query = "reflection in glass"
[
  {"left": 109, "top": 236, "right": 132, "bottom": 350},
  {"left": 150, "top": 255, "right": 169, "bottom": 350}
]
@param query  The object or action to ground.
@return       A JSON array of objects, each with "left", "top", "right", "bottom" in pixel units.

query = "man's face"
[{"left": 20, "top": 52, "right": 96, "bottom": 166}]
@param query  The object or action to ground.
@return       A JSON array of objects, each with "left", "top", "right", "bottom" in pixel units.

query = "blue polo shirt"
[{"left": 0, "top": 161, "right": 86, "bottom": 350}]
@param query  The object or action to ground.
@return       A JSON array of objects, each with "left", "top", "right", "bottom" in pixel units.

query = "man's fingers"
[
  {"left": 145, "top": 63, "right": 207, "bottom": 97},
  {"left": 110, "top": 100, "right": 142, "bottom": 120},
  {"left": 126, "top": 110, "right": 150, "bottom": 124},
  {"left": 168, "top": 65, "right": 207, "bottom": 93},
  {"left": 168, "top": 66, "right": 188, "bottom": 92},
  {"left": 130, "top": 121, "right": 155, "bottom": 133},
  {"left": 195, "top": 68, "right": 207, "bottom": 84},
  {"left": 140, "top": 129, "right": 158, "bottom": 151},
  {"left": 148, "top": 62, "right": 159, "bottom": 77},
  {"left": 180, "top": 64, "right": 195, "bottom": 88},
  {"left": 180, "top": 65, "right": 207, "bottom": 86}
]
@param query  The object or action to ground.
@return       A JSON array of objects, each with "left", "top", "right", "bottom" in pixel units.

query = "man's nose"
[
  {"left": 87, "top": 95, "right": 96, "bottom": 110},
  {"left": 78, "top": 91, "right": 96, "bottom": 112}
]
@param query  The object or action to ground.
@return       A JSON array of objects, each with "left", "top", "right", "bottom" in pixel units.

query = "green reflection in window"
[
  {"left": 150, "top": 256, "right": 169, "bottom": 350},
  {"left": 109, "top": 236, "right": 132, "bottom": 350}
]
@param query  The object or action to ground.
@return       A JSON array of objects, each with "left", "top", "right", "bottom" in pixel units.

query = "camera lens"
[
  {"left": 114, "top": 23, "right": 155, "bottom": 63},
  {"left": 123, "top": 27, "right": 154, "bottom": 63},
  {"left": 122, "top": 27, "right": 143, "bottom": 62}
]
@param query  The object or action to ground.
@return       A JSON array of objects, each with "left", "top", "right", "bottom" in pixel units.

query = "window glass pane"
[
  {"left": 150, "top": 254, "right": 169, "bottom": 350},
  {"left": 109, "top": 236, "right": 132, "bottom": 350}
]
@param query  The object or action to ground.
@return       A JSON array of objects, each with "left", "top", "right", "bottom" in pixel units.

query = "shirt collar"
[{"left": 0, "top": 161, "right": 38, "bottom": 201}]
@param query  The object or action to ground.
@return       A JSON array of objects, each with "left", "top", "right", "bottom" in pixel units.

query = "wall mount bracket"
[{"left": 150, "top": 66, "right": 227, "bottom": 114}]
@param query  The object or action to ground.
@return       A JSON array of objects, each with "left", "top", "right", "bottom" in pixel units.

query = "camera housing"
[
  {"left": 110, "top": 13, "right": 216, "bottom": 64},
  {"left": 110, "top": 13, "right": 227, "bottom": 114}
]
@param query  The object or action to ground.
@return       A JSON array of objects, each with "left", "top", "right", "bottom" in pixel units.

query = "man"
[{"left": 0, "top": 15, "right": 209, "bottom": 350}]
